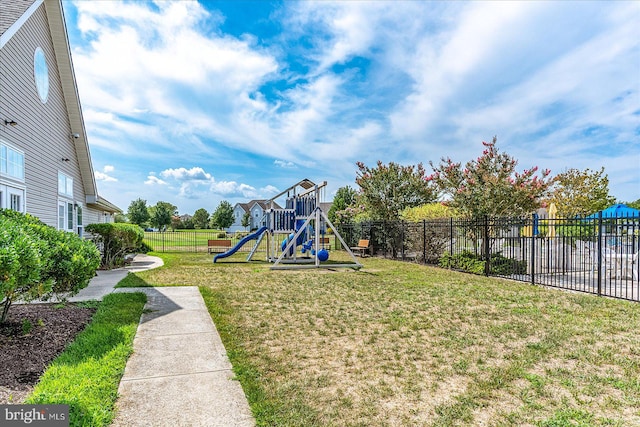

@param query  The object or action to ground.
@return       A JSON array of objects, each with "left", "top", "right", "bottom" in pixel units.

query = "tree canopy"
[
  {"left": 127, "top": 198, "right": 149, "bottom": 227},
  {"left": 328, "top": 186, "right": 358, "bottom": 224},
  {"left": 149, "top": 201, "right": 177, "bottom": 231},
  {"left": 428, "top": 137, "right": 552, "bottom": 218},
  {"left": 211, "top": 201, "right": 234, "bottom": 229},
  {"left": 192, "top": 208, "right": 210, "bottom": 229},
  {"left": 549, "top": 167, "right": 616, "bottom": 217},
  {"left": 355, "top": 161, "right": 437, "bottom": 221}
]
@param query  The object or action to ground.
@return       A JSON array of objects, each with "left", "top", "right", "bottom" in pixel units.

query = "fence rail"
[
  {"left": 144, "top": 215, "right": 639, "bottom": 302},
  {"left": 337, "top": 215, "right": 639, "bottom": 302}
]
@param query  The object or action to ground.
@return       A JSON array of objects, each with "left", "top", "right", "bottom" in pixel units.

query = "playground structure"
[{"left": 214, "top": 179, "right": 363, "bottom": 270}]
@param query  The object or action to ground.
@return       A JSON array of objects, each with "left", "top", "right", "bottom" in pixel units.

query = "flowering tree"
[
  {"left": 356, "top": 161, "right": 437, "bottom": 221},
  {"left": 428, "top": 137, "right": 552, "bottom": 218}
]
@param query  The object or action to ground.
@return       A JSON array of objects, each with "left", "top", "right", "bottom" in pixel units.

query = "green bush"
[
  {"left": 439, "top": 250, "right": 526, "bottom": 276},
  {"left": 0, "top": 210, "right": 100, "bottom": 322},
  {"left": 85, "top": 223, "right": 144, "bottom": 269}
]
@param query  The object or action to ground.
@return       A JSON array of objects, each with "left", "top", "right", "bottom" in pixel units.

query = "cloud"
[
  {"left": 145, "top": 175, "right": 167, "bottom": 186},
  {"left": 95, "top": 164, "right": 118, "bottom": 182},
  {"left": 68, "top": 0, "right": 639, "bottom": 211},
  {"left": 274, "top": 160, "right": 296, "bottom": 168},
  {"left": 160, "top": 167, "right": 212, "bottom": 182}
]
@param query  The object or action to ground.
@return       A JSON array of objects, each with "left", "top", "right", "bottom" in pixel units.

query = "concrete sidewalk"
[
  {"left": 73, "top": 254, "right": 255, "bottom": 426},
  {"left": 67, "top": 253, "right": 165, "bottom": 302},
  {"left": 111, "top": 287, "right": 254, "bottom": 426}
]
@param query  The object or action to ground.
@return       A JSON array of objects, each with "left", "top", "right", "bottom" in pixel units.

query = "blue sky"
[{"left": 62, "top": 1, "right": 640, "bottom": 215}]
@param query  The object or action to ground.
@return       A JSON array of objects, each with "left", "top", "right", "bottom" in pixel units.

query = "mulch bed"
[{"left": 0, "top": 303, "right": 96, "bottom": 404}]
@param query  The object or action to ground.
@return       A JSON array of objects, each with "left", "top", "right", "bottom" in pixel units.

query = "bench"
[
  {"left": 208, "top": 239, "right": 232, "bottom": 254},
  {"left": 319, "top": 237, "right": 331, "bottom": 250},
  {"left": 350, "top": 239, "right": 371, "bottom": 257}
]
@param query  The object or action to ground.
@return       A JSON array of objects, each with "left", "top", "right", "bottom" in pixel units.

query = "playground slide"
[{"left": 214, "top": 226, "right": 268, "bottom": 263}]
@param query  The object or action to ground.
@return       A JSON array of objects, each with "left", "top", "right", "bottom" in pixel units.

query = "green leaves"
[
  {"left": 355, "top": 161, "right": 437, "bottom": 221},
  {"left": 1, "top": 210, "right": 100, "bottom": 322}
]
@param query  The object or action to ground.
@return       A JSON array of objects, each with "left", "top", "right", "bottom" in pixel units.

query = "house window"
[
  {"left": 58, "top": 172, "right": 73, "bottom": 197},
  {"left": 10, "top": 193, "right": 21, "bottom": 211},
  {"left": 58, "top": 200, "right": 74, "bottom": 232},
  {"left": 0, "top": 185, "right": 25, "bottom": 213},
  {"left": 77, "top": 205, "right": 83, "bottom": 236},
  {"left": 34, "top": 47, "right": 49, "bottom": 104},
  {"left": 1, "top": 143, "right": 25, "bottom": 181}
]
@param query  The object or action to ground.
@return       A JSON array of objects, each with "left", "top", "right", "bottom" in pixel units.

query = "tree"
[
  {"left": 211, "top": 201, "right": 234, "bottom": 229},
  {"left": 127, "top": 198, "right": 149, "bottom": 227},
  {"left": 428, "top": 137, "right": 552, "bottom": 218},
  {"left": 549, "top": 167, "right": 616, "bottom": 217},
  {"left": 114, "top": 213, "right": 127, "bottom": 223},
  {"left": 192, "top": 208, "right": 210, "bottom": 229},
  {"left": 355, "top": 161, "right": 437, "bottom": 221},
  {"left": 241, "top": 211, "right": 251, "bottom": 230},
  {"left": 626, "top": 199, "right": 640, "bottom": 210},
  {"left": 150, "top": 201, "right": 177, "bottom": 231},
  {"left": 170, "top": 215, "right": 182, "bottom": 231},
  {"left": 328, "top": 186, "right": 358, "bottom": 224}
]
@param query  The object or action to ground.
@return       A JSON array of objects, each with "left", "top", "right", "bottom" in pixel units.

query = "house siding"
[
  {"left": 0, "top": 3, "right": 87, "bottom": 227},
  {"left": 0, "top": 0, "right": 34, "bottom": 36}
]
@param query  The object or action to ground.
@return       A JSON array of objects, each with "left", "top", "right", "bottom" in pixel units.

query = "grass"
[
  {"left": 26, "top": 292, "right": 147, "bottom": 427},
  {"left": 106, "top": 251, "right": 640, "bottom": 425}
]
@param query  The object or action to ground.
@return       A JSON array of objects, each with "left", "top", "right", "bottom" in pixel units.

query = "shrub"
[
  {"left": 0, "top": 210, "right": 99, "bottom": 322},
  {"left": 217, "top": 232, "right": 227, "bottom": 238},
  {"left": 85, "top": 223, "right": 144, "bottom": 269},
  {"left": 439, "top": 250, "right": 526, "bottom": 276}
]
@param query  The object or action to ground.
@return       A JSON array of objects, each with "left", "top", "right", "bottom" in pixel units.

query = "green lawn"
[
  {"left": 128, "top": 252, "right": 640, "bottom": 426},
  {"left": 26, "top": 293, "right": 147, "bottom": 427}
]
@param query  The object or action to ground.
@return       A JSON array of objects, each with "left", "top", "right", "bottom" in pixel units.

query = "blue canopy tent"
[{"left": 585, "top": 204, "right": 640, "bottom": 219}]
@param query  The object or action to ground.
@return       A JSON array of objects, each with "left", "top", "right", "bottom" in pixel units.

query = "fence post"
[
  {"left": 530, "top": 213, "right": 535, "bottom": 285},
  {"left": 401, "top": 220, "right": 406, "bottom": 260},
  {"left": 483, "top": 216, "right": 490, "bottom": 276},
  {"left": 450, "top": 218, "right": 454, "bottom": 268},
  {"left": 423, "top": 219, "right": 427, "bottom": 264},
  {"left": 597, "top": 211, "right": 603, "bottom": 296}
]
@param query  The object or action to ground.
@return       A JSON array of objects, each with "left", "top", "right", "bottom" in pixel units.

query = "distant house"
[
  {"left": 228, "top": 200, "right": 282, "bottom": 232},
  {"left": 0, "top": 0, "right": 120, "bottom": 235}
]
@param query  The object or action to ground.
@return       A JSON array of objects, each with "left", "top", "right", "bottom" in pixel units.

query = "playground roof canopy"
[{"left": 585, "top": 204, "right": 640, "bottom": 219}]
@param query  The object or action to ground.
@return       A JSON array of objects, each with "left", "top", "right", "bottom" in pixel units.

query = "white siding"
[{"left": 0, "top": 4, "right": 86, "bottom": 228}]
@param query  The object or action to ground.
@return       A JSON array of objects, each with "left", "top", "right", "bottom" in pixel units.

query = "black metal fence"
[{"left": 337, "top": 214, "right": 640, "bottom": 302}]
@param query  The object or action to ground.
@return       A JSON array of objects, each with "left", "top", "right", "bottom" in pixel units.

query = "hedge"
[{"left": 0, "top": 209, "right": 100, "bottom": 323}]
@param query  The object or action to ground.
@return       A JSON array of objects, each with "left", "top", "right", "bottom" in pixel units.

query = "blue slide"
[{"left": 214, "top": 226, "right": 268, "bottom": 263}]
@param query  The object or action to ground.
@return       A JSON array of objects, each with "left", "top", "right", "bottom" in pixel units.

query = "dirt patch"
[{"left": 0, "top": 303, "right": 95, "bottom": 404}]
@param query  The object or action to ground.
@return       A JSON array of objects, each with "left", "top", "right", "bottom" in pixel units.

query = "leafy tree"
[
  {"left": 150, "top": 201, "right": 177, "bottom": 231},
  {"left": 428, "top": 137, "right": 552, "bottom": 218},
  {"left": 328, "top": 186, "right": 358, "bottom": 224},
  {"left": 401, "top": 203, "right": 459, "bottom": 222},
  {"left": 549, "top": 167, "right": 616, "bottom": 217},
  {"left": 127, "top": 198, "right": 149, "bottom": 227},
  {"left": 114, "top": 213, "right": 127, "bottom": 223},
  {"left": 170, "top": 215, "right": 181, "bottom": 231},
  {"left": 241, "top": 211, "right": 251, "bottom": 230},
  {"left": 193, "top": 208, "right": 210, "bottom": 229},
  {"left": 355, "top": 161, "right": 437, "bottom": 221},
  {"left": 626, "top": 199, "right": 640, "bottom": 210},
  {"left": 211, "top": 201, "right": 234, "bottom": 229}
]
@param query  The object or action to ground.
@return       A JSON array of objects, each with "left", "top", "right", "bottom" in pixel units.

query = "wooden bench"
[
  {"left": 319, "top": 237, "right": 331, "bottom": 250},
  {"left": 208, "top": 239, "right": 232, "bottom": 254},
  {"left": 350, "top": 239, "right": 371, "bottom": 257}
]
